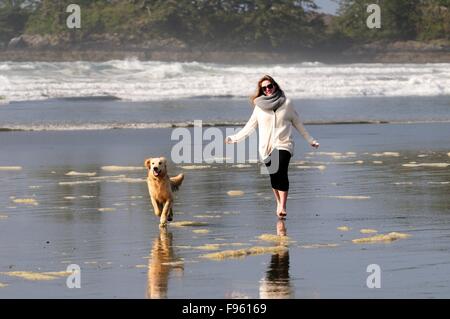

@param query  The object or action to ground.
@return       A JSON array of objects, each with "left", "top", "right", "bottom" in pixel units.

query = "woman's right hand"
[
  {"left": 224, "top": 137, "right": 233, "bottom": 144},
  {"left": 311, "top": 140, "right": 320, "bottom": 149}
]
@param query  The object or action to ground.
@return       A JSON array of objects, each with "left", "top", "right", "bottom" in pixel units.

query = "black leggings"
[{"left": 264, "top": 149, "right": 292, "bottom": 192}]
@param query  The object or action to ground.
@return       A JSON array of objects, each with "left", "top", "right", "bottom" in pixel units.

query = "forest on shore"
[{"left": 0, "top": 0, "right": 449, "bottom": 61}]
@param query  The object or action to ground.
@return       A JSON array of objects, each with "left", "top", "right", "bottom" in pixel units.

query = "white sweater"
[{"left": 227, "top": 98, "right": 315, "bottom": 160}]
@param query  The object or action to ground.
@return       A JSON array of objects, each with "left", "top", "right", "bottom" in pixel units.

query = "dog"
[{"left": 144, "top": 157, "right": 184, "bottom": 227}]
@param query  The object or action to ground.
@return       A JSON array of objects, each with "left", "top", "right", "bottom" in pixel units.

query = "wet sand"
[{"left": 1, "top": 123, "right": 450, "bottom": 298}]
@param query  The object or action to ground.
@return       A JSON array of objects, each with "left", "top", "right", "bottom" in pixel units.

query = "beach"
[
  {"left": 1, "top": 61, "right": 450, "bottom": 298},
  {"left": 1, "top": 120, "right": 450, "bottom": 298}
]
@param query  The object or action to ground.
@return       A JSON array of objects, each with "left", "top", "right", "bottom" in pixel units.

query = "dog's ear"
[
  {"left": 144, "top": 158, "right": 152, "bottom": 169},
  {"left": 160, "top": 157, "right": 167, "bottom": 167}
]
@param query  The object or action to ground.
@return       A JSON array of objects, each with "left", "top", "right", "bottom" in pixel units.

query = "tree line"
[{"left": 0, "top": 0, "right": 449, "bottom": 50}]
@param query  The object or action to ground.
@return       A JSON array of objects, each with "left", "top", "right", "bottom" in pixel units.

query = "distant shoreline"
[{"left": 1, "top": 47, "right": 450, "bottom": 64}]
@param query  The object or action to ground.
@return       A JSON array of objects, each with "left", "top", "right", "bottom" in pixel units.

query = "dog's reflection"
[
  {"left": 259, "top": 220, "right": 294, "bottom": 299},
  {"left": 147, "top": 228, "right": 183, "bottom": 299}
]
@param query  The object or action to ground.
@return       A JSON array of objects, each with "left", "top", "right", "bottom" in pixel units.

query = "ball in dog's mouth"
[{"left": 153, "top": 168, "right": 160, "bottom": 177}]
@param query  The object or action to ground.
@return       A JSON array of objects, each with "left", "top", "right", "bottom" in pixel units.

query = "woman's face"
[{"left": 261, "top": 80, "right": 275, "bottom": 96}]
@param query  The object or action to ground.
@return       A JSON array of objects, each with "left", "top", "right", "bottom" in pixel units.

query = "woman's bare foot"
[
  {"left": 277, "top": 205, "right": 287, "bottom": 219},
  {"left": 276, "top": 202, "right": 283, "bottom": 217},
  {"left": 277, "top": 208, "right": 287, "bottom": 219}
]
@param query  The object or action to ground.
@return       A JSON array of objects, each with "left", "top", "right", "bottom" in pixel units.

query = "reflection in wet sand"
[
  {"left": 147, "top": 228, "right": 183, "bottom": 299},
  {"left": 259, "top": 220, "right": 294, "bottom": 299}
]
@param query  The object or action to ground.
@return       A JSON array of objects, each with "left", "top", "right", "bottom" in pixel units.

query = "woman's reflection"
[
  {"left": 147, "top": 228, "right": 183, "bottom": 299},
  {"left": 259, "top": 220, "right": 294, "bottom": 298}
]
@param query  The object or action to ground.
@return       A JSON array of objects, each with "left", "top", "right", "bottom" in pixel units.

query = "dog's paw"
[{"left": 159, "top": 221, "right": 168, "bottom": 228}]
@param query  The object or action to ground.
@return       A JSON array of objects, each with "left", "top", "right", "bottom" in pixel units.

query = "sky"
[{"left": 314, "top": 0, "right": 340, "bottom": 15}]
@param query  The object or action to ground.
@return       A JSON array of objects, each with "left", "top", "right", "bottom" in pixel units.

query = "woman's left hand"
[{"left": 311, "top": 141, "right": 320, "bottom": 149}]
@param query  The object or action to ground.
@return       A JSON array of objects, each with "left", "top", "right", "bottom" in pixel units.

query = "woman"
[{"left": 225, "top": 75, "right": 319, "bottom": 219}]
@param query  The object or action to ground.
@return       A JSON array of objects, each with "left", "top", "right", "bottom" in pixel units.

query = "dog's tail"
[{"left": 170, "top": 173, "right": 184, "bottom": 192}]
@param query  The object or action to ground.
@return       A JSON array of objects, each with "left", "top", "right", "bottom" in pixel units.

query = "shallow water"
[
  {"left": 1, "top": 122, "right": 450, "bottom": 298},
  {"left": 1, "top": 95, "right": 450, "bottom": 131}
]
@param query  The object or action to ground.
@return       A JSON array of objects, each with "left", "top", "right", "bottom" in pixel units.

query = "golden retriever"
[{"left": 144, "top": 157, "right": 184, "bottom": 227}]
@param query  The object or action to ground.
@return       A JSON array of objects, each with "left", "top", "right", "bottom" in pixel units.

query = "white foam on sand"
[
  {"left": 372, "top": 152, "right": 400, "bottom": 157},
  {"left": 0, "top": 166, "right": 22, "bottom": 171},
  {"left": 194, "top": 215, "right": 222, "bottom": 219},
  {"left": 257, "top": 234, "right": 294, "bottom": 244},
  {"left": 0, "top": 270, "right": 71, "bottom": 281},
  {"left": 108, "top": 177, "right": 146, "bottom": 183},
  {"left": 393, "top": 182, "right": 414, "bottom": 185},
  {"left": 101, "top": 166, "right": 143, "bottom": 171},
  {"left": 372, "top": 161, "right": 383, "bottom": 164},
  {"left": 179, "top": 165, "right": 211, "bottom": 170},
  {"left": 59, "top": 181, "right": 99, "bottom": 185},
  {"left": 192, "top": 229, "right": 210, "bottom": 234},
  {"left": 97, "top": 208, "right": 116, "bottom": 212},
  {"left": 322, "top": 195, "right": 371, "bottom": 200},
  {"left": 200, "top": 246, "right": 288, "bottom": 261},
  {"left": 204, "top": 157, "right": 232, "bottom": 162},
  {"left": 308, "top": 152, "right": 357, "bottom": 159},
  {"left": 332, "top": 154, "right": 357, "bottom": 159},
  {"left": 428, "top": 181, "right": 450, "bottom": 185},
  {"left": 90, "top": 175, "right": 144, "bottom": 183},
  {"left": 223, "top": 211, "right": 240, "bottom": 215},
  {"left": 360, "top": 229, "right": 378, "bottom": 234},
  {"left": 333, "top": 160, "right": 364, "bottom": 165},
  {"left": 402, "top": 163, "right": 450, "bottom": 168},
  {"left": 300, "top": 243, "right": 339, "bottom": 249},
  {"left": 295, "top": 165, "right": 326, "bottom": 170},
  {"left": 135, "top": 264, "right": 147, "bottom": 269},
  {"left": 170, "top": 221, "right": 209, "bottom": 227},
  {"left": 231, "top": 164, "right": 252, "bottom": 168},
  {"left": 337, "top": 226, "right": 351, "bottom": 232},
  {"left": 65, "top": 171, "right": 97, "bottom": 177},
  {"left": 227, "top": 190, "right": 245, "bottom": 197},
  {"left": 309, "top": 152, "right": 342, "bottom": 156},
  {"left": 90, "top": 175, "right": 127, "bottom": 181},
  {"left": 12, "top": 198, "right": 39, "bottom": 206},
  {"left": 227, "top": 291, "right": 251, "bottom": 299},
  {"left": 352, "top": 232, "right": 411, "bottom": 244}
]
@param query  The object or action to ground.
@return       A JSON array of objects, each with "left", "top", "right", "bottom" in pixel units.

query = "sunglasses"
[{"left": 261, "top": 83, "right": 274, "bottom": 91}]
